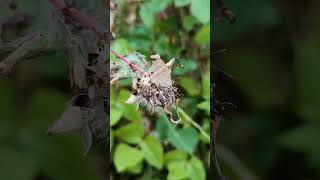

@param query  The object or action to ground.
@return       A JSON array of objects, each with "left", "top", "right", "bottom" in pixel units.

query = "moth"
[{"left": 121, "top": 53, "right": 182, "bottom": 125}]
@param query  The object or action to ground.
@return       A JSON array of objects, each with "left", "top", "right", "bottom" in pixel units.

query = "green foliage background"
[{"left": 110, "top": 0, "right": 210, "bottom": 179}]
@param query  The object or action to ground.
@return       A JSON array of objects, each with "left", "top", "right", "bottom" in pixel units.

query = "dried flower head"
[{"left": 111, "top": 50, "right": 181, "bottom": 125}]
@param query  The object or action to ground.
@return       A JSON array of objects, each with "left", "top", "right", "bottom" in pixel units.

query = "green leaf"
[
  {"left": 190, "top": 0, "right": 210, "bottom": 24},
  {"left": 117, "top": 89, "right": 141, "bottom": 122},
  {"left": 164, "top": 150, "right": 188, "bottom": 166},
  {"left": 183, "top": 15, "right": 197, "bottom": 32},
  {"left": 140, "top": 135, "right": 164, "bottom": 169},
  {"left": 110, "top": 108, "right": 122, "bottom": 127},
  {"left": 139, "top": 2, "right": 155, "bottom": 27},
  {"left": 174, "top": 0, "right": 190, "bottom": 7},
  {"left": 114, "top": 122, "right": 144, "bottom": 144},
  {"left": 167, "top": 161, "right": 189, "bottom": 180},
  {"left": 195, "top": 25, "right": 210, "bottom": 45},
  {"left": 202, "top": 72, "right": 210, "bottom": 100},
  {"left": 127, "top": 162, "right": 143, "bottom": 174},
  {"left": 178, "top": 77, "right": 201, "bottom": 96},
  {"left": 167, "top": 127, "right": 199, "bottom": 154},
  {"left": 188, "top": 156, "right": 206, "bottom": 180},
  {"left": 139, "top": 0, "right": 172, "bottom": 27},
  {"left": 111, "top": 39, "right": 132, "bottom": 61},
  {"left": 197, "top": 100, "right": 210, "bottom": 115},
  {"left": 114, "top": 143, "right": 144, "bottom": 172},
  {"left": 156, "top": 115, "right": 169, "bottom": 140}
]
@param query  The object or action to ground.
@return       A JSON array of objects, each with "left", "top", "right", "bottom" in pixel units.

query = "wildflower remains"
[{"left": 111, "top": 50, "right": 182, "bottom": 125}]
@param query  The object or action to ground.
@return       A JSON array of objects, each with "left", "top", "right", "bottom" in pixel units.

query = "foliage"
[{"left": 110, "top": 0, "right": 210, "bottom": 179}]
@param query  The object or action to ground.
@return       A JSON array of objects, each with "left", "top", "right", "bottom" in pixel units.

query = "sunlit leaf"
[
  {"left": 114, "top": 143, "right": 144, "bottom": 172},
  {"left": 190, "top": 0, "right": 210, "bottom": 24},
  {"left": 140, "top": 135, "right": 164, "bottom": 169},
  {"left": 114, "top": 122, "right": 144, "bottom": 144}
]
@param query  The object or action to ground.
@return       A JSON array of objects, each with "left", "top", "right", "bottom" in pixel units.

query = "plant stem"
[
  {"left": 177, "top": 107, "right": 210, "bottom": 142},
  {"left": 110, "top": 48, "right": 145, "bottom": 75}
]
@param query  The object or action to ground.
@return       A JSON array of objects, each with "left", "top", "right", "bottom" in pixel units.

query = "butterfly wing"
[{"left": 149, "top": 59, "right": 172, "bottom": 87}]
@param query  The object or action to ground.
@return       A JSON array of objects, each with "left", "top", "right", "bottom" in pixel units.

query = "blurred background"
[
  {"left": 110, "top": 0, "right": 210, "bottom": 179},
  {"left": 0, "top": 0, "right": 106, "bottom": 179},
  {"left": 214, "top": 0, "right": 320, "bottom": 179}
]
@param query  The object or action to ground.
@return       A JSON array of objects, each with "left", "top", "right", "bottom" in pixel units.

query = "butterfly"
[{"left": 148, "top": 56, "right": 173, "bottom": 87}]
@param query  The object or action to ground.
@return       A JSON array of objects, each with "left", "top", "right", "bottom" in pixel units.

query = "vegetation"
[{"left": 110, "top": 0, "right": 210, "bottom": 179}]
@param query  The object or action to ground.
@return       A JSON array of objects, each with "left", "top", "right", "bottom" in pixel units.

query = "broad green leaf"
[
  {"left": 167, "top": 127, "right": 199, "bottom": 154},
  {"left": 190, "top": 0, "right": 210, "bottom": 24},
  {"left": 114, "top": 143, "right": 144, "bottom": 172},
  {"left": 188, "top": 156, "right": 206, "bottom": 180},
  {"left": 174, "top": 0, "right": 190, "bottom": 7},
  {"left": 195, "top": 25, "right": 210, "bottom": 45},
  {"left": 110, "top": 108, "right": 122, "bottom": 127},
  {"left": 197, "top": 100, "right": 210, "bottom": 115},
  {"left": 178, "top": 77, "right": 201, "bottom": 96},
  {"left": 139, "top": 3, "right": 155, "bottom": 27},
  {"left": 114, "top": 122, "right": 144, "bottom": 144},
  {"left": 140, "top": 135, "right": 164, "bottom": 169},
  {"left": 167, "top": 161, "right": 189, "bottom": 180},
  {"left": 183, "top": 15, "right": 196, "bottom": 32},
  {"left": 156, "top": 115, "right": 169, "bottom": 140},
  {"left": 127, "top": 162, "right": 143, "bottom": 174},
  {"left": 164, "top": 150, "right": 188, "bottom": 166}
]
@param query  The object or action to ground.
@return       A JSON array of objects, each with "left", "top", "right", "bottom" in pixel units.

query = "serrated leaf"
[
  {"left": 114, "top": 122, "right": 144, "bottom": 144},
  {"left": 114, "top": 143, "right": 144, "bottom": 172},
  {"left": 190, "top": 0, "right": 210, "bottom": 24},
  {"left": 140, "top": 135, "right": 164, "bottom": 169}
]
